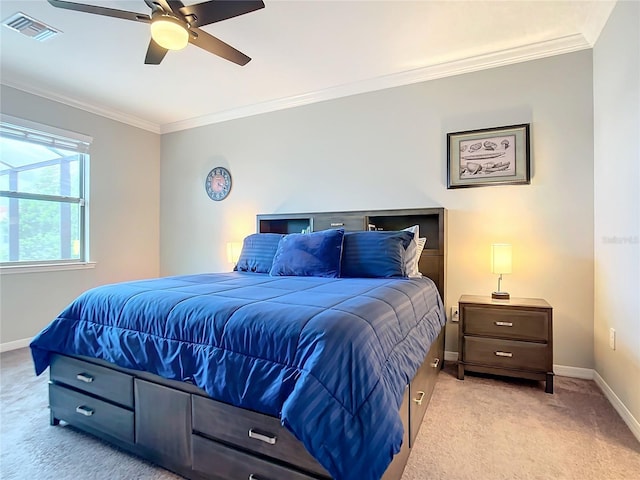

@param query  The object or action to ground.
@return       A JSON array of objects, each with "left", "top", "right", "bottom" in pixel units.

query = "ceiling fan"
[{"left": 47, "top": 0, "right": 264, "bottom": 65}]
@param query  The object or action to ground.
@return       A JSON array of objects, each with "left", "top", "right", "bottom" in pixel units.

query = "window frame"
[{"left": 0, "top": 115, "right": 92, "bottom": 268}]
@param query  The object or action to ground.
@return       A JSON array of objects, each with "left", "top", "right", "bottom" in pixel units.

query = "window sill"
[{"left": 0, "top": 261, "right": 97, "bottom": 275}]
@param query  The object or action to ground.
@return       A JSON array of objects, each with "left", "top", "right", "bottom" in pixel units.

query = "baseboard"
[
  {"left": 593, "top": 370, "right": 640, "bottom": 443},
  {"left": 444, "top": 350, "right": 458, "bottom": 362},
  {"left": 0, "top": 337, "right": 31, "bottom": 353},
  {"left": 553, "top": 364, "right": 594, "bottom": 379}
]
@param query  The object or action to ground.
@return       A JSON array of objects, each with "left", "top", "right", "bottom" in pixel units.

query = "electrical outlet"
[
  {"left": 609, "top": 328, "right": 616, "bottom": 350},
  {"left": 450, "top": 306, "right": 459, "bottom": 323}
]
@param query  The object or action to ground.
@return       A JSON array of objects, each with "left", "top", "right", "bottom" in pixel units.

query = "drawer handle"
[
  {"left": 75, "top": 405, "right": 94, "bottom": 417},
  {"left": 495, "top": 351, "right": 513, "bottom": 358},
  {"left": 495, "top": 321, "right": 513, "bottom": 327},
  {"left": 430, "top": 358, "right": 440, "bottom": 368},
  {"left": 330, "top": 222, "right": 344, "bottom": 227},
  {"left": 413, "top": 391, "right": 425, "bottom": 406},
  {"left": 76, "top": 373, "right": 94, "bottom": 383},
  {"left": 249, "top": 475, "right": 269, "bottom": 480},
  {"left": 248, "top": 429, "right": 277, "bottom": 445}
]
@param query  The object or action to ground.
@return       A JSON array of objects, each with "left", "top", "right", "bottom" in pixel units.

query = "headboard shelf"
[
  {"left": 257, "top": 207, "right": 446, "bottom": 301},
  {"left": 258, "top": 216, "right": 311, "bottom": 234}
]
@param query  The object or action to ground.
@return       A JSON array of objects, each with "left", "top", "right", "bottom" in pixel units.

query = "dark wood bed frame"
[{"left": 47, "top": 207, "right": 446, "bottom": 480}]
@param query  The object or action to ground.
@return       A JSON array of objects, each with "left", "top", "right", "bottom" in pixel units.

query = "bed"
[{"left": 30, "top": 207, "right": 446, "bottom": 480}]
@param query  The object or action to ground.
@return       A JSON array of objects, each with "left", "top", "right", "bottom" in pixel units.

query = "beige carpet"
[
  {"left": 1, "top": 348, "right": 639, "bottom": 479},
  {"left": 403, "top": 364, "right": 640, "bottom": 479}
]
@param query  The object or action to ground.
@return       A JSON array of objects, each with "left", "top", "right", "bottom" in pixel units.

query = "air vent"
[{"left": 2, "top": 12, "right": 61, "bottom": 41}]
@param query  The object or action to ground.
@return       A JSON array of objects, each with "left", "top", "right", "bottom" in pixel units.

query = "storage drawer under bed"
[
  {"left": 192, "top": 395, "right": 329, "bottom": 478},
  {"left": 49, "top": 383, "right": 134, "bottom": 444},
  {"left": 409, "top": 337, "right": 442, "bottom": 446},
  {"left": 50, "top": 354, "right": 134, "bottom": 408},
  {"left": 192, "top": 434, "right": 320, "bottom": 480}
]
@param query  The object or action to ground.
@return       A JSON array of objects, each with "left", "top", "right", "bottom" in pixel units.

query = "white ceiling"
[{"left": 0, "top": 0, "right": 616, "bottom": 133}]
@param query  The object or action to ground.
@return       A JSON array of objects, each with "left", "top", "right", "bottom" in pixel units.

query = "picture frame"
[{"left": 447, "top": 123, "right": 530, "bottom": 188}]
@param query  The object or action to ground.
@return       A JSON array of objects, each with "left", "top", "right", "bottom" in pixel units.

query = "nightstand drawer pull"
[
  {"left": 494, "top": 321, "right": 513, "bottom": 327},
  {"left": 413, "top": 391, "right": 426, "bottom": 405},
  {"left": 75, "top": 405, "right": 94, "bottom": 416},
  {"left": 495, "top": 351, "right": 513, "bottom": 358},
  {"left": 248, "top": 429, "right": 277, "bottom": 445},
  {"left": 330, "top": 222, "right": 344, "bottom": 227},
  {"left": 76, "top": 372, "right": 94, "bottom": 383},
  {"left": 430, "top": 358, "right": 440, "bottom": 368}
]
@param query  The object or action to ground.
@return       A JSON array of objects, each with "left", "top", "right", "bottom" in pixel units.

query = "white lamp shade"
[
  {"left": 491, "top": 244, "right": 512, "bottom": 274},
  {"left": 227, "top": 242, "right": 242, "bottom": 264},
  {"left": 150, "top": 16, "right": 189, "bottom": 50}
]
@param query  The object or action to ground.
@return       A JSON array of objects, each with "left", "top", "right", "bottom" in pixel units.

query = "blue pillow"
[
  {"left": 269, "top": 229, "right": 345, "bottom": 278},
  {"left": 341, "top": 230, "right": 414, "bottom": 278},
  {"left": 236, "top": 233, "right": 284, "bottom": 273}
]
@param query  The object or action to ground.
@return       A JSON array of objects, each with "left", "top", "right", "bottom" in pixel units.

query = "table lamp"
[{"left": 491, "top": 243, "right": 512, "bottom": 300}]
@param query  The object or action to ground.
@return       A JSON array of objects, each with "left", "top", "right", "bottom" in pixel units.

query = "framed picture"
[{"left": 447, "top": 123, "right": 530, "bottom": 188}]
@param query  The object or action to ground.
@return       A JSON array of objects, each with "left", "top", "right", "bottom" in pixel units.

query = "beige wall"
[
  {"left": 161, "top": 51, "right": 595, "bottom": 370},
  {"left": 593, "top": 1, "right": 640, "bottom": 430},
  {"left": 0, "top": 85, "right": 161, "bottom": 345}
]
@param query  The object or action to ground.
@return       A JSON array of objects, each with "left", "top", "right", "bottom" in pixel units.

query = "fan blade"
[
  {"left": 179, "top": 1, "right": 264, "bottom": 28},
  {"left": 145, "top": 38, "right": 169, "bottom": 65},
  {"left": 47, "top": 0, "right": 150, "bottom": 23},
  {"left": 189, "top": 28, "right": 250, "bottom": 65}
]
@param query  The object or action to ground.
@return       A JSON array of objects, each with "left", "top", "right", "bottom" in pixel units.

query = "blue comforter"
[{"left": 31, "top": 272, "right": 445, "bottom": 480}]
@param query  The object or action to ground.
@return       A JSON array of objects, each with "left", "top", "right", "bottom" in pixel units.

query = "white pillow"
[
  {"left": 403, "top": 225, "right": 426, "bottom": 278},
  {"left": 413, "top": 237, "right": 427, "bottom": 277}
]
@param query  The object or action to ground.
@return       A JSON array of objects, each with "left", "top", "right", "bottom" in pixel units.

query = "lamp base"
[{"left": 492, "top": 291, "right": 510, "bottom": 300}]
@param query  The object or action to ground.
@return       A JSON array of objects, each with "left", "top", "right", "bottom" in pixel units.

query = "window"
[{"left": 0, "top": 115, "right": 91, "bottom": 265}]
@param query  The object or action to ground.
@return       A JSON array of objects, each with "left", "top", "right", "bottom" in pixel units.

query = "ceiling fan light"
[{"left": 150, "top": 15, "right": 188, "bottom": 51}]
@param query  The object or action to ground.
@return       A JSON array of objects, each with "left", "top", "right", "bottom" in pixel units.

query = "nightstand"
[{"left": 457, "top": 295, "right": 554, "bottom": 393}]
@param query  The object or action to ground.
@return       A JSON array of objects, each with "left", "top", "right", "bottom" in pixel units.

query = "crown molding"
[
  {"left": 3, "top": 33, "right": 590, "bottom": 135},
  {"left": 161, "top": 33, "right": 591, "bottom": 133},
  {"left": 1, "top": 79, "right": 161, "bottom": 134}
]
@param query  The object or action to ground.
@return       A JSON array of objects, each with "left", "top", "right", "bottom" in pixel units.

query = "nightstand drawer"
[
  {"left": 463, "top": 306, "right": 549, "bottom": 341},
  {"left": 464, "top": 337, "right": 549, "bottom": 372}
]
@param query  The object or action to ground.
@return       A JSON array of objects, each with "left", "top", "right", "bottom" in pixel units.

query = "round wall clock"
[{"left": 205, "top": 167, "right": 232, "bottom": 201}]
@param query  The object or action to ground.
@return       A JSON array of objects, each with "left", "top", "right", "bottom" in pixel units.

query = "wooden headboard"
[{"left": 257, "top": 208, "right": 446, "bottom": 301}]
